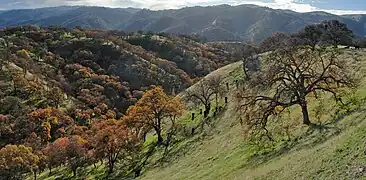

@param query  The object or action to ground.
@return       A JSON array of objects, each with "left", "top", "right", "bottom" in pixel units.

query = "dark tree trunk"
[
  {"left": 204, "top": 109, "right": 209, "bottom": 118},
  {"left": 301, "top": 103, "right": 311, "bottom": 125},
  {"left": 142, "top": 132, "right": 147, "bottom": 142},
  {"left": 72, "top": 168, "right": 77, "bottom": 177},
  {"left": 108, "top": 160, "right": 114, "bottom": 174},
  {"left": 154, "top": 126, "right": 164, "bottom": 145},
  {"left": 243, "top": 60, "right": 249, "bottom": 80},
  {"left": 135, "top": 168, "right": 142, "bottom": 177},
  {"left": 215, "top": 94, "right": 218, "bottom": 112},
  {"left": 33, "top": 170, "right": 37, "bottom": 180},
  {"left": 204, "top": 103, "right": 211, "bottom": 118}
]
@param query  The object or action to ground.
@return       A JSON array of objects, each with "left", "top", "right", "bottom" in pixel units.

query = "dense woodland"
[
  {"left": 0, "top": 19, "right": 365, "bottom": 179},
  {"left": 0, "top": 26, "right": 234, "bottom": 179}
]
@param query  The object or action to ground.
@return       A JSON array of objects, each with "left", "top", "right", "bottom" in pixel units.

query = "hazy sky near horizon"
[{"left": 1, "top": 0, "right": 366, "bottom": 15}]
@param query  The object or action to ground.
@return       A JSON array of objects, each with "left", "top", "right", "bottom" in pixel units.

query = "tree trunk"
[
  {"left": 33, "top": 170, "right": 37, "bottom": 180},
  {"left": 143, "top": 132, "right": 147, "bottom": 142},
  {"left": 108, "top": 160, "right": 114, "bottom": 174},
  {"left": 215, "top": 94, "right": 218, "bottom": 112},
  {"left": 204, "top": 103, "right": 211, "bottom": 118},
  {"left": 154, "top": 127, "right": 164, "bottom": 145},
  {"left": 72, "top": 167, "right": 77, "bottom": 177},
  {"left": 135, "top": 168, "right": 142, "bottom": 177},
  {"left": 243, "top": 60, "right": 249, "bottom": 80},
  {"left": 301, "top": 103, "right": 311, "bottom": 125}
]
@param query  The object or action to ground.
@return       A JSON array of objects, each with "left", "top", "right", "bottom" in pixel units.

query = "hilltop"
[{"left": 1, "top": 5, "right": 366, "bottom": 41}]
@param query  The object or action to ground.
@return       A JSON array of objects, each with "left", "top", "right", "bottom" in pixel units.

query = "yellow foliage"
[{"left": 16, "top": 49, "right": 31, "bottom": 59}]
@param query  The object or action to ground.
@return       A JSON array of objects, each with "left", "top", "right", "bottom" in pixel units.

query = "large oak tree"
[
  {"left": 0, "top": 145, "right": 39, "bottom": 179},
  {"left": 237, "top": 46, "right": 356, "bottom": 138},
  {"left": 123, "top": 86, "right": 184, "bottom": 145},
  {"left": 91, "top": 119, "right": 140, "bottom": 174}
]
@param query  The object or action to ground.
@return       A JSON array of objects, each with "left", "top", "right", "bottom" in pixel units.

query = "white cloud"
[{"left": 2, "top": 0, "right": 366, "bottom": 15}]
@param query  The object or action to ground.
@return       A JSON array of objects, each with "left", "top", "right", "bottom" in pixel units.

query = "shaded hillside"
[{"left": 1, "top": 5, "right": 366, "bottom": 41}]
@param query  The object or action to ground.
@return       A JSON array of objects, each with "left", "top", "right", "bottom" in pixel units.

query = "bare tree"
[
  {"left": 207, "top": 75, "right": 226, "bottom": 112},
  {"left": 236, "top": 46, "right": 356, "bottom": 138},
  {"left": 234, "top": 43, "right": 260, "bottom": 80},
  {"left": 259, "top": 32, "right": 291, "bottom": 53},
  {"left": 185, "top": 75, "right": 226, "bottom": 118}
]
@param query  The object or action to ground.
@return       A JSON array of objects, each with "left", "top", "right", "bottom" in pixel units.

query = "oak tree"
[
  {"left": 319, "top": 20, "right": 354, "bottom": 47},
  {"left": 42, "top": 137, "right": 69, "bottom": 172},
  {"left": 206, "top": 75, "right": 226, "bottom": 112},
  {"left": 91, "top": 119, "right": 140, "bottom": 174},
  {"left": 295, "top": 24, "right": 324, "bottom": 50},
  {"left": 0, "top": 145, "right": 39, "bottom": 179},
  {"left": 259, "top": 32, "right": 291, "bottom": 52},
  {"left": 66, "top": 135, "right": 89, "bottom": 177},
  {"left": 236, "top": 46, "right": 356, "bottom": 138},
  {"left": 185, "top": 76, "right": 226, "bottom": 118},
  {"left": 234, "top": 43, "right": 260, "bottom": 79},
  {"left": 123, "top": 86, "right": 184, "bottom": 145}
]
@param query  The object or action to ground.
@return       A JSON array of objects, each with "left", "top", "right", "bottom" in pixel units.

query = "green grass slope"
[{"left": 140, "top": 49, "right": 366, "bottom": 180}]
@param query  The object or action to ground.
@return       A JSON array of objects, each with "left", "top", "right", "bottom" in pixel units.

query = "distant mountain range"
[{"left": 1, "top": 5, "right": 366, "bottom": 41}]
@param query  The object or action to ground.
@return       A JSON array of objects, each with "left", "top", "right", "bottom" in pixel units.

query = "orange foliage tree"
[
  {"left": 66, "top": 135, "right": 89, "bottom": 176},
  {"left": 28, "top": 108, "right": 74, "bottom": 142},
  {"left": 42, "top": 135, "right": 89, "bottom": 176},
  {"left": 123, "top": 86, "right": 184, "bottom": 145},
  {"left": 42, "top": 137, "right": 69, "bottom": 172},
  {"left": 91, "top": 119, "right": 140, "bottom": 174},
  {"left": 0, "top": 145, "right": 39, "bottom": 179}
]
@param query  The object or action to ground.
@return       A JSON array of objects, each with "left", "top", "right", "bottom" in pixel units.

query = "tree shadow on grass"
[
  {"left": 150, "top": 105, "right": 229, "bottom": 166},
  {"left": 248, "top": 107, "right": 366, "bottom": 167}
]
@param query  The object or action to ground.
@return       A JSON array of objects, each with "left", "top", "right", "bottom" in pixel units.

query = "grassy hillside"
[
  {"left": 139, "top": 48, "right": 366, "bottom": 180},
  {"left": 2, "top": 25, "right": 366, "bottom": 179},
  {"left": 19, "top": 48, "right": 366, "bottom": 180}
]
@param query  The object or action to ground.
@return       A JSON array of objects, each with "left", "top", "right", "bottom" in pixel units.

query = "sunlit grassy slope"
[{"left": 140, "top": 49, "right": 366, "bottom": 180}]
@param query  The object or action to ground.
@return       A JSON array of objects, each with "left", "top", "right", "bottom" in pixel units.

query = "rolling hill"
[
  {"left": 138, "top": 48, "right": 366, "bottom": 180},
  {"left": 30, "top": 47, "right": 366, "bottom": 180},
  {"left": 1, "top": 5, "right": 366, "bottom": 42},
  {"left": 0, "top": 26, "right": 234, "bottom": 140}
]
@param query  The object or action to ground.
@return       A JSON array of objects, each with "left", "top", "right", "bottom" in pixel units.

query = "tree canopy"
[
  {"left": 236, "top": 45, "right": 357, "bottom": 140},
  {"left": 123, "top": 86, "right": 184, "bottom": 145}
]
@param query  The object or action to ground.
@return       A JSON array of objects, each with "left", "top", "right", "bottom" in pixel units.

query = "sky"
[{"left": 1, "top": 0, "right": 366, "bottom": 15}]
